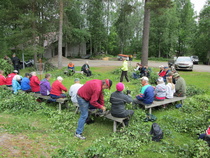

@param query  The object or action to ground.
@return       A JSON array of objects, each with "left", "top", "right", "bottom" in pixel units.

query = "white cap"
[
  {"left": 157, "top": 77, "right": 164, "bottom": 83},
  {"left": 159, "top": 65, "right": 164, "bottom": 68},
  {"left": 140, "top": 76, "right": 149, "bottom": 82}
]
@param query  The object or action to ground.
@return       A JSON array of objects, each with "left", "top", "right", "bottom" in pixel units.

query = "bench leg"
[
  {"left": 149, "top": 108, "right": 152, "bottom": 114},
  {"left": 58, "top": 103, "right": 61, "bottom": 114},
  {"left": 113, "top": 121, "right": 117, "bottom": 132}
]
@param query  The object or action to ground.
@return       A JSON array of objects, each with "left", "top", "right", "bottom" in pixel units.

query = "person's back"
[
  {"left": 21, "top": 76, "right": 31, "bottom": 91},
  {"left": 175, "top": 76, "right": 186, "bottom": 97},
  {"left": 12, "top": 75, "right": 22, "bottom": 93},
  {"left": 6, "top": 71, "right": 18, "bottom": 86},
  {"left": 40, "top": 74, "right": 51, "bottom": 96},
  {"left": 0, "top": 70, "right": 6, "bottom": 86},
  {"left": 69, "top": 78, "right": 83, "bottom": 103},
  {"left": 154, "top": 77, "right": 166, "bottom": 101},
  {"left": 30, "top": 72, "right": 40, "bottom": 92}
]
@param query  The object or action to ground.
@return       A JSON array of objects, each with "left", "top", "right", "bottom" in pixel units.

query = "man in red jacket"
[
  {"left": 0, "top": 70, "right": 6, "bottom": 86},
  {"left": 50, "top": 76, "right": 67, "bottom": 99},
  {"left": 30, "top": 71, "right": 40, "bottom": 93},
  {"left": 5, "top": 70, "right": 18, "bottom": 87},
  {"left": 75, "top": 79, "right": 112, "bottom": 140}
]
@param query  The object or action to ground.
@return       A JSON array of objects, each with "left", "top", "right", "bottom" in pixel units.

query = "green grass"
[{"left": 0, "top": 66, "right": 209, "bottom": 157}]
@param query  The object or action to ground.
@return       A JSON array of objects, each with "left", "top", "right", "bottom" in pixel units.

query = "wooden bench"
[
  {"left": 105, "top": 113, "right": 127, "bottom": 132},
  {"left": 144, "top": 96, "right": 186, "bottom": 114},
  {"left": 30, "top": 93, "right": 68, "bottom": 113}
]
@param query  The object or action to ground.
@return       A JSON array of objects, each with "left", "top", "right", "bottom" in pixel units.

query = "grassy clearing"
[{"left": 0, "top": 65, "right": 209, "bottom": 157}]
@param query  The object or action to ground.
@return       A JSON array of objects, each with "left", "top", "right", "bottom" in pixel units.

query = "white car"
[
  {"left": 174, "top": 56, "right": 193, "bottom": 71},
  {"left": 191, "top": 56, "right": 199, "bottom": 64}
]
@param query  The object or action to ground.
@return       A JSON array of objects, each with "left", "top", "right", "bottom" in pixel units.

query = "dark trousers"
[{"left": 120, "top": 71, "right": 129, "bottom": 82}]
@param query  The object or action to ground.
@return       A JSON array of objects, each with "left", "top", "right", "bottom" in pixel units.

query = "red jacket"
[
  {"left": 77, "top": 79, "right": 104, "bottom": 109},
  {"left": 159, "top": 70, "right": 166, "bottom": 77},
  {"left": 5, "top": 73, "right": 16, "bottom": 85},
  {"left": 50, "top": 80, "right": 67, "bottom": 96},
  {"left": 30, "top": 76, "right": 40, "bottom": 92},
  {"left": 0, "top": 74, "right": 6, "bottom": 85}
]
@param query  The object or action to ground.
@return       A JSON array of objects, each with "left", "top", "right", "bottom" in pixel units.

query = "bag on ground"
[{"left": 149, "top": 123, "right": 163, "bottom": 142}]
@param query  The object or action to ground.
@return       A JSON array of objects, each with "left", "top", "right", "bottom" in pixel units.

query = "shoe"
[{"left": 75, "top": 133, "right": 86, "bottom": 140}]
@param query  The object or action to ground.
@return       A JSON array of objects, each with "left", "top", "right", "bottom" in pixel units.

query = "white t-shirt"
[
  {"left": 166, "top": 83, "right": 175, "bottom": 98},
  {"left": 69, "top": 83, "right": 83, "bottom": 103}
]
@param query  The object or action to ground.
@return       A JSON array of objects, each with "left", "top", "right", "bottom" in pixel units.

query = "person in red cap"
[
  {"left": 5, "top": 70, "right": 18, "bottom": 87},
  {"left": 110, "top": 82, "right": 134, "bottom": 126},
  {"left": 0, "top": 70, "right": 6, "bottom": 86},
  {"left": 75, "top": 79, "right": 112, "bottom": 140}
]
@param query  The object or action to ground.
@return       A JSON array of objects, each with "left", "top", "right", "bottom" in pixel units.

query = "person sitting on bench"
[
  {"left": 110, "top": 82, "right": 134, "bottom": 126},
  {"left": 30, "top": 72, "right": 40, "bottom": 93},
  {"left": 154, "top": 77, "right": 166, "bottom": 101},
  {"left": 173, "top": 73, "right": 186, "bottom": 97},
  {"left": 40, "top": 73, "right": 51, "bottom": 96},
  {"left": 133, "top": 76, "right": 154, "bottom": 108},
  {"left": 21, "top": 73, "right": 32, "bottom": 93},
  {"left": 5, "top": 70, "right": 18, "bottom": 87},
  {"left": 69, "top": 78, "right": 83, "bottom": 106},
  {"left": 12, "top": 75, "right": 22, "bottom": 94},
  {"left": 50, "top": 76, "right": 67, "bottom": 99}
]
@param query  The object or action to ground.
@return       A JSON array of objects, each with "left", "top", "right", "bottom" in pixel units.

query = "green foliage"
[
  {"left": 186, "top": 85, "right": 206, "bottom": 97},
  {"left": 0, "top": 58, "right": 13, "bottom": 75}
]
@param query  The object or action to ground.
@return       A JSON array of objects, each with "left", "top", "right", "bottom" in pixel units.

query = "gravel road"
[{"left": 49, "top": 57, "right": 210, "bottom": 73}]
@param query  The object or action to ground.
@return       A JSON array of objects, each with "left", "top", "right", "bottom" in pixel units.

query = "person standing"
[
  {"left": 69, "top": 78, "right": 83, "bottom": 106},
  {"left": 75, "top": 79, "right": 112, "bottom": 139},
  {"left": 21, "top": 73, "right": 31, "bottom": 92},
  {"left": 50, "top": 76, "right": 67, "bottom": 99},
  {"left": 11, "top": 54, "right": 20, "bottom": 72},
  {"left": 40, "top": 74, "right": 51, "bottom": 96},
  {"left": 30, "top": 72, "right": 40, "bottom": 93},
  {"left": 173, "top": 73, "right": 186, "bottom": 97},
  {"left": 110, "top": 82, "right": 134, "bottom": 126},
  {"left": 0, "top": 70, "right": 6, "bottom": 86},
  {"left": 120, "top": 58, "right": 129, "bottom": 82}
]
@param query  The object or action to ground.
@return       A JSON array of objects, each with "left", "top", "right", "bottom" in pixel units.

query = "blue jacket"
[
  {"left": 21, "top": 77, "right": 31, "bottom": 91},
  {"left": 12, "top": 79, "right": 21, "bottom": 94},
  {"left": 136, "top": 85, "right": 154, "bottom": 104}
]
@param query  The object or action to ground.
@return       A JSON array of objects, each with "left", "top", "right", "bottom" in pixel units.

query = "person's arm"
[
  {"left": 89, "top": 90, "right": 104, "bottom": 109},
  {"left": 59, "top": 83, "right": 67, "bottom": 92},
  {"left": 34, "top": 77, "right": 40, "bottom": 85}
]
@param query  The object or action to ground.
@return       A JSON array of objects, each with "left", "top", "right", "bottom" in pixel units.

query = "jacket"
[
  {"left": 12, "top": 78, "right": 21, "bottom": 93},
  {"left": 40, "top": 78, "right": 51, "bottom": 96},
  {"left": 121, "top": 60, "right": 128, "bottom": 71},
  {"left": 77, "top": 79, "right": 104, "bottom": 109},
  {"left": 155, "top": 83, "right": 166, "bottom": 99},
  {"left": 175, "top": 77, "right": 186, "bottom": 96},
  {"left": 50, "top": 80, "right": 67, "bottom": 96},
  {"left": 30, "top": 76, "right": 40, "bottom": 92},
  {"left": 136, "top": 85, "right": 154, "bottom": 104},
  {"left": 6, "top": 73, "right": 16, "bottom": 85},
  {"left": 21, "top": 77, "right": 31, "bottom": 91},
  {"left": 110, "top": 91, "right": 133, "bottom": 115},
  {"left": 0, "top": 74, "right": 6, "bottom": 85}
]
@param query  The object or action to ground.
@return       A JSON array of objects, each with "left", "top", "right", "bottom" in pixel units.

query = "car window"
[{"left": 177, "top": 57, "right": 191, "bottom": 62}]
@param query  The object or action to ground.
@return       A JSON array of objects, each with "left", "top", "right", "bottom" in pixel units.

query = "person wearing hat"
[
  {"left": 0, "top": 70, "right": 6, "bottom": 86},
  {"left": 5, "top": 70, "right": 18, "bottom": 87},
  {"left": 75, "top": 79, "right": 112, "bottom": 140},
  {"left": 40, "top": 73, "right": 51, "bottom": 96},
  {"left": 12, "top": 75, "right": 22, "bottom": 94},
  {"left": 133, "top": 76, "right": 154, "bottom": 107},
  {"left": 154, "top": 77, "right": 166, "bottom": 101},
  {"left": 173, "top": 73, "right": 186, "bottom": 97},
  {"left": 69, "top": 78, "right": 83, "bottom": 106},
  {"left": 110, "top": 82, "right": 134, "bottom": 126}
]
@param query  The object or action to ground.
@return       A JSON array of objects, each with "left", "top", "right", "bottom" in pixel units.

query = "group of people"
[
  {"left": 67, "top": 61, "right": 92, "bottom": 77},
  {"left": 132, "top": 63, "right": 151, "bottom": 79}
]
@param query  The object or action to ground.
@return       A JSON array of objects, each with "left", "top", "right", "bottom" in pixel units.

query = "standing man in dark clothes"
[
  {"left": 75, "top": 79, "right": 112, "bottom": 140},
  {"left": 11, "top": 54, "right": 20, "bottom": 72}
]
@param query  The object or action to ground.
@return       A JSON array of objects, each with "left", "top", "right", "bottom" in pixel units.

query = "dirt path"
[{"left": 49, "top": 57, "right": 210, "bottom": 73}]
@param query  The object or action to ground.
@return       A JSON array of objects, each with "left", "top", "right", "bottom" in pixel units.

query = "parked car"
[
  {"left": 174, "top": 56, "right": 193, "bottom": 71},
  {"left": 191, "top": 56, "right": 199, "bottom": 64}
]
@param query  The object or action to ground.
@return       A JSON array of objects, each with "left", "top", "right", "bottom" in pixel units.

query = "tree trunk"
[
  {"left": 32, "top": 0, "right": 37, "bottom": 64},
  {"left": 58, "top": 0, "right": 63, "bottom": 69},
  {"left": 141, "top": 0, "right": 150, "bottom": 66}
]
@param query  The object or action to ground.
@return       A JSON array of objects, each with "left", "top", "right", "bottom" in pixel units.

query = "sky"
[{"left": 190, "top": 0, "right": 207, "bottom": 14}]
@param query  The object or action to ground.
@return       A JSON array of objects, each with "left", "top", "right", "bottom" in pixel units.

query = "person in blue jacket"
[
  {"left": 12, "top": 75, "right": 22, "bottom": 94},
  {"left": 133, "top": 76, "right": 154, "bottom": 107},
  {"left": 21, "top": 73, "right": 31, "bottom": 92}
]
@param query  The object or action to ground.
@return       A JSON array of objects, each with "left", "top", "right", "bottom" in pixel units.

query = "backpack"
[{"left": 149, "top": 123, "right": 163, "bottom": 142}]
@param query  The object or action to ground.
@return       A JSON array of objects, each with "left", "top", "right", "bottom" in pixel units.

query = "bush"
[
  {"left": 186, "top": 85, "right": 206, "bottom": 97},
  {"left": 0, "top": 58, "right": 13, "bottom": 75}
]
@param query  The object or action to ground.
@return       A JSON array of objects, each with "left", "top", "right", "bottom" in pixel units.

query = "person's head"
[
  {"left": 45, "top": 73, "right": 51, "bottom": 80},
  {"left": 157, "top": 77, "right": 164, "bottom": 84},
  {"left": 57, "top": 76, "right": 63, "bottom": 82},
  {"left": 13, "top": 53, "right": 16, "bottom": 57},
  {"left": 31, "top": 71, "right": 36, "bottom": 76},
  {"left": 0, "top": 70, "right": 4, "bottom": 75},
  {"left": 173, "top": 73, "right": 180, "bottom": 80},
  {"left": 159, "top": 65, "right": 164, "bottom": 70},
  {"left": 14, "top": 75, "right": 22, "bottom": 81},
  {"left": 69, "top": 62, "right": 72, "bottom": 64},
  {"left": 136, "top": 63, "right": 140, "bottom": 66},
  {"left": 85, "top": 61, "right": 88, "bottom": 64},
  {"left": 166, "top": 76, "right": 173, "bottom": 84},
  {"left": 167, "top": 71, "right": 174, "bottom": 77},
  {"left": 140, "top": 76, "right": 149, "bottom": 85},
  {"left": 102, "top": 79, "right": 112, "bottom": 90},
  {"left": 74, "top": 78, "right": 80, "bottom": 83},
  {"left": 13, "top": 70, "right": 18, "bottom": 74},
  {"left": 164, "top": 67, "right": 169, "bottom": 70},
  {"left": 25, "top": 73, "right": 30, "bottom": 78},
  {"left": 116, "top": 82, "right": 125, "bottom": 92}
]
